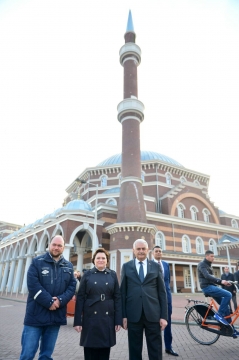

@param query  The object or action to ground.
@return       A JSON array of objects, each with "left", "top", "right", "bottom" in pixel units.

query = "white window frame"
[
  {"left": 182, "top": 235, "right": 191, "bottom": 253},
  {"left": 177, "top": 203, "right": 185, "bottom": 218},
  {"left": 155, "top": 231, "right": 166, "bottom": 250},
  {"left": 184, "top": 267, "right": 191, "bottom": 288},
  {"left": 119, "top": 249, "right": 133, "bottom": 266},
  {"left": 202, "top": 208, "right": 210, "bottom": 223},
  {"left": 141, "top": 171, "right": 145, "bottom": 182},
  {"left": 231, "top": 219, "right": 238, "bottom": 228},
  {"left": 100, "top": 175, "right": 108, "bottom": 187},
  {"left": 180, "top": 176, "right": 186, "bottom": 184},
  {"left": 190, "top": 205, "right": 198, "bottom": 221},
  {"left": 209, "top": 239, "right": 218, "bottom": 255},
  {"left": 109, "top": 250, "right": 117, "bottom": 271},
  {"left": 165, "top": 172, "right": 172, "bottom": 185},
  {"left": 106, "top": 198, "right": 117, "bottom": 206},
  {"left": 196, "top": 237, "right": 204, "bottom": 254}
]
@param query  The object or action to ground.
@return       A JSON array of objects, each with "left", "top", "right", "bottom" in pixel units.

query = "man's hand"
[
  {"left": 123, "top": 318, "right": 128, "bottom": 330},
  {"left": 221, "top": 280, "right": 232, "bottom": 286},
  {"left": 74, "top": 326, "right": 82, "bottom": 332},
  {"left": 49, "top": 297, "right": 60, "bottom": 310},
  {"left": 160, "top": 318, "right": 167, "bottom": 330},
  {"left": 115, "top": 325, "right": 121, "bottom": 332}
]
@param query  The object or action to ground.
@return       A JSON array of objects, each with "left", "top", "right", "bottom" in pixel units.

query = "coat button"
[
  {"left": 106, "top": 312, "right": 108, "bottom": 315},
  {"left": 94, "top": 282, "right": 97, "bottom": 284},
  {"left": 94, "top": 311, "right": 97, "bottom": 314},
  {"left": 106, "top": 283, "right": 108, "bottom": 285}
]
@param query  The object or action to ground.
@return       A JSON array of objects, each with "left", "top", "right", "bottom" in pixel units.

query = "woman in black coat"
[{"left": 74, "top": 248, "right": 122, "bottom": 360}]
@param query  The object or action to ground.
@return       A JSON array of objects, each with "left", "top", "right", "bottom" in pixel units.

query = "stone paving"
[{"left": 1, "top": 294, "right": 239, "bottom": 360}]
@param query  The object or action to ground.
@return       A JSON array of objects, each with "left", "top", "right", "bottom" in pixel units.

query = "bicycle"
[{"left": 184, "top": 281, "right": 239, "bottom": 345}]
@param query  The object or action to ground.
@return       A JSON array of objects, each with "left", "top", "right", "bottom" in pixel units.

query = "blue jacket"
[{"left": 24, "top": 252, "right": 76, "bottom": 326}]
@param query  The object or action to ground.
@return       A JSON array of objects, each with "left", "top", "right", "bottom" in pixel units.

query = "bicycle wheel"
[{"left": 185, "top": 305, "right": 220, "bottom": 345}]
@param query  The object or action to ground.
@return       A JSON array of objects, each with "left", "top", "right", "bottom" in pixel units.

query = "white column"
[
  {"left": 0, "top": 262, "right": 4, "bottom": 286},
  {"left": 76, "top": 249, "right": 84, "bottom": 272},
  {"left": 0, "top": 261, "right": 10, "bottom": 292},
  {"left": 6, "top": 259, "right": 16, "bottom": 292},
  {"left": 220, "top": 266, "right": 223, "bottom": 276},
  {"left": 196, "top": 271, "right": 201, "bottom": 291},
  {"left": 63, "top": 244, "right": 73, "bottom": 261},
  {"left": 21, "top": 255, "right": 33, "bottom": 294},
  {"left": 189, "top": 264, "right": 195, "bottom": 293},
  {"left": 13, "top": 257, "right": 24, "bottom": 293},
  {"left": 172, "top": 263, "right": 177, "bottom": 293}
]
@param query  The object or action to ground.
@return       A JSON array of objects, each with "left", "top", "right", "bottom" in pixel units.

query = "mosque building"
[{"left": 1, "top": 11, "right": 239, "bottom": 295}]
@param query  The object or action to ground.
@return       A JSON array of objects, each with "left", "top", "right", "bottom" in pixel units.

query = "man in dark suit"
[
  {"left": 221, "top": 266, "right": 237, "bottom": 312},
  {"left": 152, "top": 246, "right": 178, "bottom": 357},
  {"left": 120, "top": 239, "right": 168, "bottom": 360}
]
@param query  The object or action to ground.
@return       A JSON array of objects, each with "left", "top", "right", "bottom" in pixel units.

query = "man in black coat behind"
[
  {"left": 221, "top": 266, "right": 237, "bottom": 312},
  {"left": 120, "top": 239, "right": 168, "bottom": 360}
]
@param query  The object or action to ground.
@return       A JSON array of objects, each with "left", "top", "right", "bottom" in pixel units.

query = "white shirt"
[
  {"left": 153, "top": 258, "right": 164, "bottom": 274},
  {"left": 135, "top": 258, "right": 147, "bottom": 278}
]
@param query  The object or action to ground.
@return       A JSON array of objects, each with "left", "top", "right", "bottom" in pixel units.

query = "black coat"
[
  {"left": 74, "top": 267, "right": 122, "bottom": 348},
  {"left": 221, "top": 272, "right": 235, "bottom": 294},
  {"left": 120, "top": 259, "right": 168, "bottom": 323}
]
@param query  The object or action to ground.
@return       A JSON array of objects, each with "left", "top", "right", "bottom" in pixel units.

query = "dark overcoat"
[
  {"left": 120, "top": 259, "right": 168, "bottom": 323},
  {"left": 74, "top": 267, "right": 122, "bottom": 348}
]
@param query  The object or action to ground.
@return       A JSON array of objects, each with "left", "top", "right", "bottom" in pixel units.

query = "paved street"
[{"left": 1, "top": 294, "right": 239, "bottom": 360}]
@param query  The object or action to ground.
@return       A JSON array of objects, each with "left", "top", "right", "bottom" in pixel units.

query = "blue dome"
[
  {"left": 64, "top": 199, "right": 92, "bottom": 212},
  {"left": 98, "top": 150, "right": 183, "bottom": 167}
]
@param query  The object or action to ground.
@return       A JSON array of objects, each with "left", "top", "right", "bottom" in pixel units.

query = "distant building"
[{"left": 1, "top": 12, "right": 239, "bottom": 295}]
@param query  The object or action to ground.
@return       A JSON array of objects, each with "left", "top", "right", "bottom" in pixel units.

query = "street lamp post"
[
  {"left": 76, "top": 179, "right": 99, "bottom": 257},
  {"left": 217, "top": 239, "right": 232, "bottom": 273}
]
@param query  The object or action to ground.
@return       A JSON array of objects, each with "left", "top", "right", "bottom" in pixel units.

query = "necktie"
[
  {"left": 158, "top": 261, "right": 164, "bottom": 274},
  {"left": 139, "top": 261, "right": 144, "bottom": 282}
]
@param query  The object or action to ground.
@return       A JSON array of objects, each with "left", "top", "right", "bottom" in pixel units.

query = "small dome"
[
  {"left": 64, "top": 199, "right": 92, "bottom": 212},
  {"left": 98, "top": 150, "right": 183, "bottom": 167}
]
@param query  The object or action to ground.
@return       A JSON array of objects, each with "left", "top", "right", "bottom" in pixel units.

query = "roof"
[{"left": 97, "top": 150, "right": 183, "bottom": 167}]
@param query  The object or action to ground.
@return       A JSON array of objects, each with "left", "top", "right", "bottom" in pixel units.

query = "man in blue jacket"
[
  {"left": 19, "top": 235, "right": 76, "bottom": 360},
  {"left": 152, "top": 246, "right": 178, "bottom": 357}
]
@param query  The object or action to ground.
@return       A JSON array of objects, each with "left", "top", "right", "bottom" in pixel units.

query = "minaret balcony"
[
  {"left": 119, "top": 43, "right": 141, "bottom": 65},
  {"left": 117, "top": 98, "right": 144, "bottom": 123}
]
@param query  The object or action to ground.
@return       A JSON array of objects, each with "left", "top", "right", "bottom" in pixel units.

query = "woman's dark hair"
[{"left": 92, "top": 248, "right": 109, "bottom": 264}]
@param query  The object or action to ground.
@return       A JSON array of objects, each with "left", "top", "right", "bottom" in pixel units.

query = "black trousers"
[
  {"left": 84, "top": 347, "right": 110, "bottom": 360},
  {"left": 128, "top": 310, "right": 162, "bottom": 360}
]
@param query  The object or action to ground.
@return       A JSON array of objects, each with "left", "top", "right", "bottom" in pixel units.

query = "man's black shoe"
[{"left": 165, "top": 349, "right": 179, "bottom": 356}]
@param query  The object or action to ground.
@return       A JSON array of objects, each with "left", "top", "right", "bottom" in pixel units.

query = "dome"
[
  {"left": 97, "top": 150, "right": 183, "bottom": 167},
  {"left": 64, "top": 199, "right": 92, "bottom": 212}
]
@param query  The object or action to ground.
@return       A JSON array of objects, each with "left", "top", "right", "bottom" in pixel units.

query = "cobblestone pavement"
[{"left": 1, "top": 295, "right": 239, "bottom": 360}]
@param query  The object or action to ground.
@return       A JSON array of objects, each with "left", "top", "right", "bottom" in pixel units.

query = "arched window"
[
  {"left": 177, "top": 203, "right": 185, "bottom": 218},
  {"left": 101, "top": 175, "right": 108, "bottom": 187},
  {"left": 203, "top": 208, "right": 210, "bottom": 223},
  {"left": 182, "top": 235, "right": 191, "bottom": 253},
  {"left": 141, "top": 171, "right": 145, "bottom": 182},
  {"left": 155, "top": 231, "right": 166, "bottom": 250},
  {"left": 106, "top": 198, "right": 117, "bottom": 206},
  {"left": 196, "top": 237, "right": 204, "bottom": 254},
  {"left": 165, "top": 172, "right": 171, "bottom": 185},
  {"left": 194, "top": 180, "right": 200, "bottom": 186},
  {"left": 190, "top": 206, "right": 198, "bottom": 221},
  {"left": 180, "top": 176, "right": 186, "bottom": 184},
  {"left": 231, "top": 219, "right": 238, "bottom": 228},
  {"left": 209, "top": 239, "right": 217, "bottom": 255}
]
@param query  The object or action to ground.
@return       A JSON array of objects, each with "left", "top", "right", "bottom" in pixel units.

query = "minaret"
[
  {"left": 117, "top": 10, "right": 146, "bottom": 223},
  {"left": 106, "top": 12, "right": 157, "bottom": 270}
]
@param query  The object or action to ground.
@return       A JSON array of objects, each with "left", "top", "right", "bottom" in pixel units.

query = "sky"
[{"left": 0, "top": 0, "right": 239, "bottom": 226}]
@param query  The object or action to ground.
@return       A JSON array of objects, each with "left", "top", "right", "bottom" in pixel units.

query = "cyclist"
[{"left": 197, "top": 250, "right": 234, "bottom": 327}]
